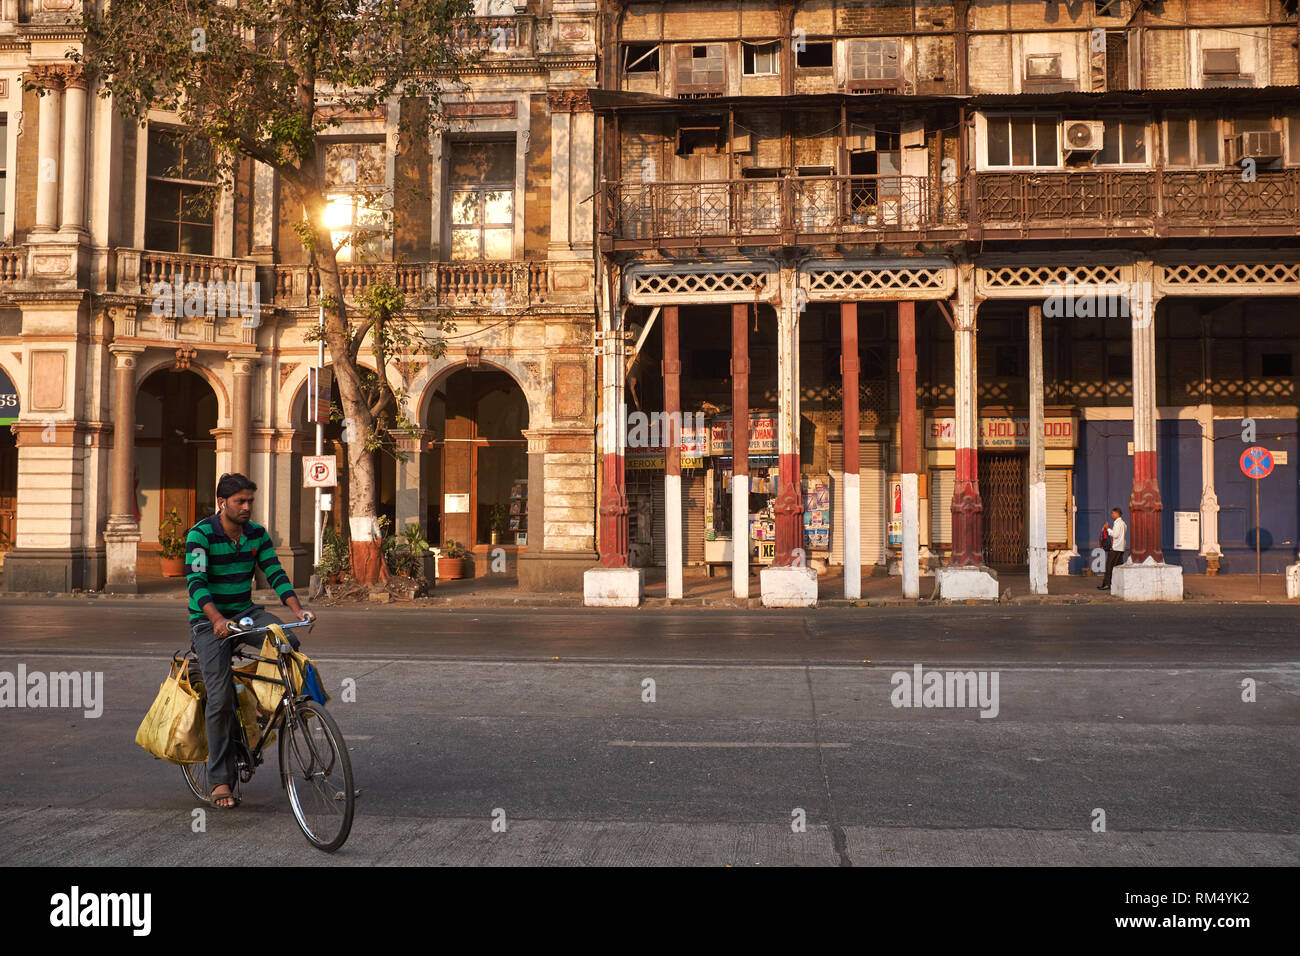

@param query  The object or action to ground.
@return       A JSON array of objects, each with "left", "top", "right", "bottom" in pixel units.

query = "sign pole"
[
  {"left": 314, "top": 303, "right": 325, "bottom": 569},
  {"left": 1256, "top": 478, "right": 1261, "bottom": 594}
]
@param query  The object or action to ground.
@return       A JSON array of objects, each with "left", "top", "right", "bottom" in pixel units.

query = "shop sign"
[
  {"left": 1173, "top": 511, "right": 1200, "bottom": 551},
  {"left": 626, "top": 455, "right": 704, "bottom": 471},
  {"left": 927, "top": 416, "right": 1076, "bottom": 450},
  {"left": 709, "top": 414, "right": 778, "bottom": 456}
]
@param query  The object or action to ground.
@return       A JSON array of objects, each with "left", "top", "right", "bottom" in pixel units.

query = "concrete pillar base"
[
  {"left": 1283, "top": 562, "right": 1300, "bottom": 599},
  {"left": 519, "top": 550, "right": 596, "bottom": 592},
  {"left": 760, "top": 565, "right": 818, "bottom": 607},
  {"left": 1111, "top": 560, "right": 1183, "bottom": 602},
  {"left": 583, "top": 566, "right": 644, "bottom": 607},
  {"left": 104, "top": 525, "right": 142, "bottom": 594},
  {"left": 936, "top": 565, "right": 999, "bottom": 601},
  {"left": 1, "top": 548, "right": 98, "bottom": 592}
]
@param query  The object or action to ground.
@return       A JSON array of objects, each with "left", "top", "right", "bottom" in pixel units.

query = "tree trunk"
[{"left": 299, "top": 176, "right": 389, "bottom": 587}]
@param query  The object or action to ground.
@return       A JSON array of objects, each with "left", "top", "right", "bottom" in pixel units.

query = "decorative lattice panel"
[
  {"left": 626, "top": 268, "right": 775, "bottom": 303},
  {"left": 1158, "top": 262, "right": 1300, "bottom": 296},
  {"left": 804, "top": 265, "right": 955, "bottom": 300},
  {"left": 978, "top": 264, "right": 1128, "bottom": 298}
]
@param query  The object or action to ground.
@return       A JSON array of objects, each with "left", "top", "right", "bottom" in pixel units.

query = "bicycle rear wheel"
[
  {"left": 279, "top": 699, "right": 354, "bottom": 852},
  {"left": 182, "top": 759, "right": 242, "bottom": 805}
]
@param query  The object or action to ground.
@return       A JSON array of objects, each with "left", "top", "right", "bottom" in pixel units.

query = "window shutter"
[
  {"left": 1047, "top": 470, "right": 1071, "bottom": 548},
  {"left": 930, "top": 469, "right": 953, "bottom": 545}
]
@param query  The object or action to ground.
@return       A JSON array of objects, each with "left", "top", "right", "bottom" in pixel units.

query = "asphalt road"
[{"left": 1, "top": 601, "right": 1296, "bottom": 866}]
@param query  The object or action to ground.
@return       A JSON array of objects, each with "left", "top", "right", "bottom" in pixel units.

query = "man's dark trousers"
[
  {"left": 1101, "top": 548, "right": 1124, "bottom": 588},
  {"left": 189, "top": 606, "right": 301, "bottom": 789}
]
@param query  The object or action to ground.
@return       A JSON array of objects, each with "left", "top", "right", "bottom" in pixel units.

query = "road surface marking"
[{"left": 608, "top": 740, "right": 850, "bottom": 749}]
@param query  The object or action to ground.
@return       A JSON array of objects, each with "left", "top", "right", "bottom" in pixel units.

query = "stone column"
[
  {"left": 731, "top": 303, "right": 750, "bottom": 599},
  {"left": 898, "top": 301, "right": 920, "bottom": 599},
  {"left": 104, "top": 346, "right": 144, "bottom": 593},
  {"left": 937, "top": 265, "right": 998, "bottom": 600},
  {"left": 58, "top": 66, "right": 89, "bottom": 237},
  {"left": 394, "top": 432, "right": 426, "bottom": 538},
  {"left": 1127, "top": 269, "right": 1163, "bottom": 564},
  {"left": 950, "top": 273, "right": 983, "bottom": 567},
  {"left": 1197, "top": 313, "right": 1221, "bottom": 574},
  {"left": 229, "top": 354, "right": 255, "bottom": 477},
  {"left": 762, "top": 277, "right": 815, "bottom": 607},
  {"left": 841, "top": 302, "right": 861, "bottom": 600},
  {"left": 663, "top": 305, "right": 683, "bottom": 599},
  {"left": 1113, "top": 262, "right": 1182, "bottom": 600},
  {"left": 32, "top": 67, "right": 64, "bottom": 234},
  {"left": 1028, "top": 303, "right": 1048, "bottom": 594}
]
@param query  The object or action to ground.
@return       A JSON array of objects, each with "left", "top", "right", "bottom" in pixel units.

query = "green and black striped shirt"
[{"left": 186, "top": 514, "right": 296, "bottom": 623}]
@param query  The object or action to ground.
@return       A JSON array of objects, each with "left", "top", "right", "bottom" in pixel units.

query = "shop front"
[{"left": 926, "top": 409, "right": 1078, "bottom": 569}]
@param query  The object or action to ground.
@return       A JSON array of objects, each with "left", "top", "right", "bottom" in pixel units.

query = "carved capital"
[{"left": 547, "top": 88, "right": 591, "bottom": 113}]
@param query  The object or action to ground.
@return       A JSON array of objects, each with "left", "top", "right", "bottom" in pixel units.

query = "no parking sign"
[
  {"left": 1238, "top": 446, "right": 1274, "bottom": 590},
  {"left": 303, "top": 455, "right": 337, "bottom": 489}
]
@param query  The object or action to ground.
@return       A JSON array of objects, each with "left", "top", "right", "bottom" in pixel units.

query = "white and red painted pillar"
[
  {"left": 596, "top": 327, "right": 629, "bottom": 568},
  {"left": 1028, "top": 303, "right": 1048, "bottom": 593},
  {"left": 773, "top": 302, "right": 803, "bottom": 568},
  {"left": 841, "top": 302, "right": 861, "bottom": 599},
  {"left": 663, "top": 305, "right": 683, "bottom": 599},
  {"left": 950, "top": 273, "right": 983, "bottom": 567},
  {"left": 1128, "top": 267, "right": 1163, "bottom": 564},
  {"left": 731, "top": 303, "right": 750, "bottom": 598},
  {"left": 898, "top": 301, "right": 920, "bottom": 598}
]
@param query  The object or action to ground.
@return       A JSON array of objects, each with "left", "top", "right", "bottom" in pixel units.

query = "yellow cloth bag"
[
  {"left": 135, "top": 657, "right": 208, "bottom": 764},
  {"left": 233, "top": 625, "right": 329, "bottom": 714}
]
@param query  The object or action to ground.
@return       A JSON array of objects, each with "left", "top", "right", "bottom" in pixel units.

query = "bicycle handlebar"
[{"left": 225, "top": 618, "right": 314, "bottom": 641}]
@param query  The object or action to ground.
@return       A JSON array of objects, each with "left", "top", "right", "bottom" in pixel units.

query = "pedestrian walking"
[{"left": 1098, "top": 507, "right": 1126, "bottom": 590}]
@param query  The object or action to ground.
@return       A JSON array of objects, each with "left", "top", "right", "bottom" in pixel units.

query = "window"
[
  {"left": 145, "top": 128, "right": 215, "bottom": 255},
  {"left": 1096, "top": 118, "right": 1147, "bottom": 165},
  {"left": 1106, "top": 348, "right": 1131, "bottom": 381},
  {"left": 1166, "top": 113, "right": 1220, "bottom": 166},
  {"left": 448, "top": 140, "right": 515, "bottom": 261},
  {"left": 675, "top": 43, "right": 725, "bottom": 94},
  {"left": 624, "top": 44, "right": 660, "bottom": 75},
  {"left": 1288, "top": 113, "right": 1300, "bottom": 166},
  {"left": 322, "top": 140, "right": 387, "bottom": 262},
  {"left": 985, "top": 115, "right": 1059, "bottom": 167},
  {"left": 1026, "top": 54, "right": 1062, "bottom": 80},
  {"left": 848, "top": 39, "right": 900, "bottom": 84},
  {"left": 1094, "top": 0, "right": 1123, "bottom": 16},
  {"left": 1261, "top": 353, "right": 1293, "bottom": 377},
  {"left": 1202, "top": 48, "right": 1240, "bottom": 77},
  {"left": 743, "top": 42, "right": 779, "bottom": 77},
  {"left": 797, "top": 42, "right": 833, "bottom": 69}
]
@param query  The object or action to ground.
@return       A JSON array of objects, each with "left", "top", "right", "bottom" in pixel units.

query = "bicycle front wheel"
[{"left": 279, "top": 699, "right": 354, "bottom": 852}]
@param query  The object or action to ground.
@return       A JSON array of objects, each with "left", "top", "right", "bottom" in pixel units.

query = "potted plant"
[
  {"left": 382, "top": 523, "right": 431, "bottom": 579},
  {"left": 488, "top": 503, "right": 508, "bottom": 546},
  {"left": 315, "top": 524, "right": 351, "bottom": 585},
  {"left": 439, "top": 539, "right": 468, "bottom": 580},
  {"left": 158, "top": 507, "right": 187, "bottom": 577}
]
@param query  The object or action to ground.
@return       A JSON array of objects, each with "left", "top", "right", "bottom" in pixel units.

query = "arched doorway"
[
  {"left": 0, "top": 367, "right": 18, "bottom": 576},
  {"left": 424, "top": 366, "right": 529, "bottom": 557},
  {"left": 135, "top": 368, "right": 218, "bottom": 572}
]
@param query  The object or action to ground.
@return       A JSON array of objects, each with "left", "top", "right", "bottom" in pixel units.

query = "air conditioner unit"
[
  {"left": 1228, "top": 130, "right": 1284, "bottom": 163},
  {"left": 1062, "top": 119, "right": 1104, "bottom": 152}
]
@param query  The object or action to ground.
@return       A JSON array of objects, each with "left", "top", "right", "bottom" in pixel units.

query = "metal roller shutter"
[
  {"left": 830, "top": 442, "right": 886, "bottom": 568},
  {"left": 684, "top": 473, "right": 705, "bottom": 565},
  {"left": 930, "top": 468, "right": 954, "bottom": 546},
  {"left": 1047, "top": 469, "right": 1071, "bottom": 549},
  {"left": 652, "top": 481, "right": 665, "bottom": 567}
]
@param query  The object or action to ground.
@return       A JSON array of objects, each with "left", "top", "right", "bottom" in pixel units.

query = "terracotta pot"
[
  {"left": 327, "top": 573, "right": 342, "bottom": 586},
  {"left": 160, "top": 555, "right": 186, "bottom": 577},
  {"left": 439, "top": 557, "right": 465, "bottom": 580}
]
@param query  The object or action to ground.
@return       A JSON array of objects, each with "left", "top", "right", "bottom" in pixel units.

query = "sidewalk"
[{"left": 3, "top": 565, "right": 1296, "bottom": 608}]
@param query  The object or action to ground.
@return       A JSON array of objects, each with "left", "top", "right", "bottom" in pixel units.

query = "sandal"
[{"left": 210, "top": 783, "right": 241, "bottom": 809}]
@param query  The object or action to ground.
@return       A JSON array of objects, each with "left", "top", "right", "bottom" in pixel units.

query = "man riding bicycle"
[{"left": 187, "top": 473, "right": 315, "bottom": 808}]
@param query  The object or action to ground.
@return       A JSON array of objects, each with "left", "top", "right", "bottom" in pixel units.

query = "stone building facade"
[{"left": 0, "top": 0, "right": 600, "bottom": 593}]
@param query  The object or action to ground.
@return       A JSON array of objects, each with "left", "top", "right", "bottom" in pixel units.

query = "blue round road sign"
[{"left": 1239, "top": 446, "right": 1274, "bottom": 479}]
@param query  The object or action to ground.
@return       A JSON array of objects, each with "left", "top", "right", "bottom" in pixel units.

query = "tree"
[{"left": 72, "top": 0, "right": 480, "bottom": 584}]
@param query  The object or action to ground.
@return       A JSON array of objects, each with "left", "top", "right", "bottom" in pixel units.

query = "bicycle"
[{"left": 180, "top": 617, "right": 355, "bottom": 853}]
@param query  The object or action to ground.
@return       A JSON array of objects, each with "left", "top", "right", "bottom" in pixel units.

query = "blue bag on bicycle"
[{"left": 296, "top": 656, "right": 330, "bottom": 705}]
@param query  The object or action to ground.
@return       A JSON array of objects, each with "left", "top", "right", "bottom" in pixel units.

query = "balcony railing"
[
  {"left": 975, "top": 169, "right": 1300, "bottom": 235},
  {"left": 0, "top": 246, "right": 25, "bottom": 285},
  {"left": 115, "top": 249, "right": 256, "bottom": 295},
  {"left": 603, "top": 175, "right": 963, "bottom": 245},
  {"left": 451, "top": 15, "right": 533, "bottom": 55},
  {"left": 271, "top": 260, "right": 550, "bottom": 310}
]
